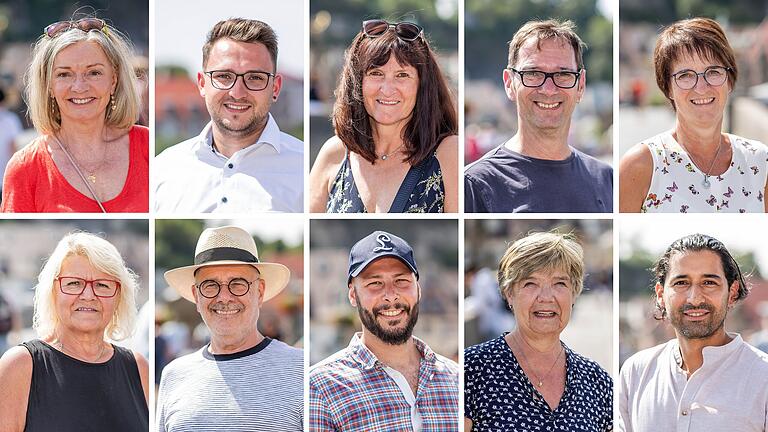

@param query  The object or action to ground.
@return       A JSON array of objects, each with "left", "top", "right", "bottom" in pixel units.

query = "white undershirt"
[{"left": 382, "top": 365, "right": 423, "bottom": 431}]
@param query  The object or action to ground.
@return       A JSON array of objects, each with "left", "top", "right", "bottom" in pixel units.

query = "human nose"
[
  {"left": 537, "top": 283, "right": 556, "bottom": 301},
  {"left": 538, "top": 75, "right": 559, "bottom": 95},
  {"left": 71, "top": 74, "right": 89, "bottom": 92},
  {"left": 228, "top": 75, "right": 249, "bottom": 98},
  {"left": 692, "top": 73, "right": 710, "bottom": 92},
  {"left": 686, "top": 282, "right": 707, "bottom": 304},
  {"left": 381, "top": 281, "right": 400, "bottom": 302},
  {"left": 78, "top": 281, "right": 97, "bottom": 299}
]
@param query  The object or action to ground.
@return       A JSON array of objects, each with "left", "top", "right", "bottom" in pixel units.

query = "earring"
[
  {"left": 272, "top": 96, "right": 277, "bottom": 101},
  {"left": 110, "top": 93, "right": 116, "bottom": 111}
]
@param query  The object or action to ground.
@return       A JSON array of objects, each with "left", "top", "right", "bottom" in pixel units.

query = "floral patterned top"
[
  {"left": 642, "top": 131, "right": 768, "bottom": 213},
  {"left": 326, "top": 151, "right": 445, "bottom": 213}
]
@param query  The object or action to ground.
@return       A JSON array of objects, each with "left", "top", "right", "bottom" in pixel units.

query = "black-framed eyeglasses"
[
  {"left": 671, "top": 66, "right": 731, "bottom": 90},
  {"left": 56, "top": 276, "right": 120, "bottom": 298},
  {"left": 196, "top": 277, "right": 257, "bottom": 299},
  {"left": 507, "top": 67, "right": 583, "bottom": 89},
  {"left": 362, "top": 20, "right": 424, "bottom": 42},
  {"left": 204, "top": 70, "right": 275, "bottom": 91},
  {"left": 44, "top": 18, "right": 108, "bottom": 38}
]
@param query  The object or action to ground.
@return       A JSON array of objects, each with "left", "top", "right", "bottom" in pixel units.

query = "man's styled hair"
[
  {"left": 333, "top": 27, "right": 457, "bottom": 166},
  {"left": 653, "top": 18, "right": 737, "bottom": 111},
  {"left": 507, "top": 19, "right": 586, "bottom": 70},
  {"left": 652, "top": 233, "right": 749, "bottom": 320},
  {"left": 497, "top": 231, "right": 585, "bottom": 306},
  {"left": 202, "top": 18, "right": 278, "bottom": 70}
]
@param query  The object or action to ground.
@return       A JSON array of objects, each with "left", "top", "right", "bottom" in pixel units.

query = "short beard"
[
  {"left": 208, "top": 98, "right": 269, "bottom": 139},
  {"left": 669, "top": 301, "right": 727, "bottom": 339},
  {"left": 355, "top": 288, "right": 419, "bottom": 345}
]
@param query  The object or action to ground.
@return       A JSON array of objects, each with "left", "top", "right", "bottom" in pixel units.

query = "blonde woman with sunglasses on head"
[
  {"left": 0, "top": 232, "right": 149, "bottom": 432},
  {"left": 309, "top": 19, "right": 458, "bottom": 213},
  {"left": 1, "top": 15, "right": 148, "bottom": 213}
]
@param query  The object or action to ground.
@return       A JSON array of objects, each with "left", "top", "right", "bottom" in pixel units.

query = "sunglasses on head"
[
  {"left": 44, "top": 18, "right": 108, "bottom": 38},
  {"left": 362, "top": 20, "right": 423, "bottom": 42}
]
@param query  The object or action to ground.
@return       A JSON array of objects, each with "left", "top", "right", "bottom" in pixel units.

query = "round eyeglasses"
[
  {"left": 57, "top": 276, "right": 120, "bottom": 298},
  {"left": 671, "top": 66, "right": 731, "bottom": 90},
  {"left": 507, "top": 67, "right": 582, "bottom": 89},
  {"left": 362, "top": 20, "right": 423, "bottom": 42},
  {"left": 196, "top": 277, "right": 257, "bottom": 298},
  {"left": 204, "top": 70, "right": 275, "bottom": 92}
]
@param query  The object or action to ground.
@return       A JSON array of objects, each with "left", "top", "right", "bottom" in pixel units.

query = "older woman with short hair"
[
  {"left": 464, "top": 232, "right": 612, "bottom": 431},
  {"left": 309, "top": 19, "right": 458, "bottom": 213},
  {"left": 1, "top": 15, "right": 148, "bottom": 213},
  {"left": 0, "top": 232, "right": 148, "bottom": 431},
  {"left": 620, "top": 17, "right": 768, "bottom": 213}
]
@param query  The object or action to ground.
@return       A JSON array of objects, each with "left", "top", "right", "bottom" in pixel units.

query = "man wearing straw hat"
[
  {"left": 156, "top": 226, "right": 303, "bottom": 432},
  {"left": 309, "top": 230, "right": 459, "bottom": 431}
]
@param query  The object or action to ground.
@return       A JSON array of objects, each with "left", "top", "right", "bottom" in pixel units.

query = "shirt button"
[
  {"left": 221, "top": 197, "right": 228, "bottom": 203},
  {"left": 681, "top": 409, "right": 688, "bottom": 416},
  {"left": 227, "top": 163, "right": 233, "bottom": 169}
]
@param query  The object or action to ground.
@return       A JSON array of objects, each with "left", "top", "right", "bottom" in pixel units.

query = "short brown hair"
[
  {"left": 202, "top": 18, "right": 278, "bottom": 70},
  {"left": 333, "top": 28, "right": 458, "bottom": 166},
  {"left": 653, "top": 18, "right": 737, "bottom": 111},
  {"left": 508, "top": 19, "right": 586, "bottom": 70},
  {"left": 497, "top": 232, "right": 585, "bottom": 302}
]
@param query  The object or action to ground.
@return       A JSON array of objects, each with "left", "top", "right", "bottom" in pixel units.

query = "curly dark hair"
[{"left": 651, "top": 233, "right": 749, "bottom": 320}]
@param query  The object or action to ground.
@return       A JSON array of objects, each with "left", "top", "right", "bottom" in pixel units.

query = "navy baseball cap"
[{"left": 348, "top": 231, "right": 419, "bottom": 283}]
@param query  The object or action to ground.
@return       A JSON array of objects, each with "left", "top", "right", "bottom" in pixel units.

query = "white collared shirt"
[
  {"left": 619, "top": 333, "right": 768, "bottom": 432},
  {"left": 154, "top": 114, "right": 303, "bottom": 213}
]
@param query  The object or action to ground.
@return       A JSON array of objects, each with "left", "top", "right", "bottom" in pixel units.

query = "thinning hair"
[
  {"left": 507, "top": 19, "right": 586, "bottom": 70},
  {"left": 33, "top": 232, "right": 139, "bottom": 341},
  {"left": 333, "top": 26, "right": 457, "bottom": 166},
  {"left": 497, "top": 231, "right": 585, "bottom": 301},
  {"left": 25, "top": 17, "right": 139, "bottom": 134},
  {"left": 651, "top": 233, "right": 748, "bottom": 320},
  {"left": 202, "top": 18, "right": 278, "bottom": 70},
  {"left": 653, "top": 18, "right": 737, "bottom": 111}
]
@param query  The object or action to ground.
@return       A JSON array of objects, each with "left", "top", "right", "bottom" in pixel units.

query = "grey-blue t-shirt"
[{"left": 464, "top": 145, "right": 613, "bottom": 213}]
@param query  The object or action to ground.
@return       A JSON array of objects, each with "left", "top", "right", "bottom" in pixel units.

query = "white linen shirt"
[
  {"left": 618, "top": 333, "right": 768, "bottom": 432},
  {"left": 154, "top": 114, "right": 303, "bottom": 213}
]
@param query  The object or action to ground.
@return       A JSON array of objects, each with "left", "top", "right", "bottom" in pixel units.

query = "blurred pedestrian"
[{"left": 0, "top": 87, "right": 23, "bottom": 205}]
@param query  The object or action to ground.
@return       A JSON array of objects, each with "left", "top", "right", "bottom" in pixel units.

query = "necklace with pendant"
[
  {"left": 514, "top": 332, "right": 564, "bottom": 388},
  {"left": 378, "top": 143, "right": 405, "bottom": 161},
  {"left": 679, "top": 134, "right": 724, "bottom": 189}
]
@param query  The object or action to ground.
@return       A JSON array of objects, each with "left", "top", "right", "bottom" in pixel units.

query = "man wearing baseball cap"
[
  {"left": 309, "top": 230, "right": 459, "bottom": 431},
  {"left": 156, "top": 226, "right": 303, "bottom": 432}
]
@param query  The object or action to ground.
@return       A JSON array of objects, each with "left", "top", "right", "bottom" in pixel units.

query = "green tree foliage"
[{"left": 155, "top": 219, "right": 204, "bottom": 271}]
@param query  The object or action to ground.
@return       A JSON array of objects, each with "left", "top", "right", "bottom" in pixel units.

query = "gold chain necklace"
[
  {"left": 55, "top": 339, "right": 107, "bottom": 363},
  {"left": 514, "top": 332, "right": 564, "bottom": 388},
  {"left": 378, "top": 143, "right": 405, "bottom": 161}
]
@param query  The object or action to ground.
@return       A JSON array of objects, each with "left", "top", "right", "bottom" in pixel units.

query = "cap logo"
[{"left": 373, "top": 233, "right": 393, "bottom": 252}]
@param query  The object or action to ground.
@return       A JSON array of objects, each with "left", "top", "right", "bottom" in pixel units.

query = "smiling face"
[
  {"left": 669, "top": 52, "right": 730, "bottom": 127},
  {"left": 506, "top": 268, "right": 574, "bottom": 338},
  {"left": 54, "top": 254, "right": 119, "bottom": 336},
  {"left": 504, "top": 37, "right": 585, "bottom": 135},
  {"left": 349, "top": 257, "right": 420, "bottom": 345},
  {"left": 656, "top": 250, "right": 737, "bottom": 340},
  {"left": 50, "top": 40, "right": 116, "bottom": 125},
  {"left": 192, "top": 264, "right": 264, "bottom": 344},
  {"left": 198, "top": 38, "right": 281, "bottom": 141},
  {"left": 362, "top": 54, "right": 419, "bottom": 130}
]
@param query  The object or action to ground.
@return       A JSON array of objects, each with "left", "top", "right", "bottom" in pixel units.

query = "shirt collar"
[
  {"left": 197, "top": 113, "right": 283, "bottom": 156},
  {"left": 671, "top": 332, "right": 744, "bottom": 373},
  {"left": 347, "top": 332, "right": 437, "bottom": 370}
]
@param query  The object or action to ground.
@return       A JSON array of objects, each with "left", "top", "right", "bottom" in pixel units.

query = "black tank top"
[{"left": 22, "top": 339, "right": 148, "bottom": 432}]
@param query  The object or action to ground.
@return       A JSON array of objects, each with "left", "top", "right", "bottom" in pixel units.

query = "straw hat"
[{"left": 164, "top": 226, "right": 290, "bottom": 302}]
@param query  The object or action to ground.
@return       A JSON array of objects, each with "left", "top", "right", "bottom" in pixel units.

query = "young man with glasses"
[
  {"left": 154, "top": 18, "right": 303, "bottom": 213},
  {"left": 464, "top": 19, "right": 612, "bottom": 213},
  {"left": 156, "top": 226, "right": 303, "bottom": 432},
  {"left": 309, "top": 231, "right": 459, "bottom": 431}
]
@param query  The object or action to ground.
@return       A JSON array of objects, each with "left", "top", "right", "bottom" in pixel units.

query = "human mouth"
[
  {"left": 223, "top": 102, "right": 251, "bottom": 111},
  {"left": 532, "top": 310, "right": 558, "bottom": 318},
  {"left": 535, "top": 101, "right": 561, "bottom": 109},
  {"left": 210, "top": 304, "right": 243, "bottom": 316},
  {"left": 70, "top": 97, "right": 95, "bottom": 105},
  {"left": 379, "top": 309, "right": 404, "bottom": 317},
  {"left": 74, "top": 306, "right": 98, "bottom": 312},
  {"left": 691, "top": 97, "right": 715, "bottom": 105},
  {"left": 377, "top": 99, "right": 400, "bottom": 106}
]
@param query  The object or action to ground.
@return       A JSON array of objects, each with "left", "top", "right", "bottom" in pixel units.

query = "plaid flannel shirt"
[{"left": 309, "top": 333, "right": 459, "bottom": 431}]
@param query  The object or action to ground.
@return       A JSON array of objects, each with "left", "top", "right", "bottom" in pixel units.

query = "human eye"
[
  {"left": 213, "top": 71, "right": 234, "bottom": 80},
  {"left": 706, "top": 68, "right": 724, "bottom": 78},
  {"left": 246, "top": 73, "right": 266, "bottom": 82},
  {"left": 366, "top": 69, "right": 384, "bottom": 77},
  {"left": 56, "top": 71, "right": 72, "bottom": 78},
  {"left": 65, "top": 279, "right": 83, "bottom": 287},
  {"left": 366, "top": 280, "right": 383, "bottom": 288},
  {"left": 676, "top": 70, "right": 696, "bottom": 80}
]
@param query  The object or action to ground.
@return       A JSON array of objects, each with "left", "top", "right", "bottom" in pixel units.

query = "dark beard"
[
  {"left": 670, "top": 302, "right": 727, "bottom": 339},
  {"left": 355, "top": 289, "right": 419, "bottom": 345}
]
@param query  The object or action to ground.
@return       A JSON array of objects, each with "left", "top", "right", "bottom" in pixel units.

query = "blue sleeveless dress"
[{"left": 326, "top": 151, "right": 445, "bottom": 213}]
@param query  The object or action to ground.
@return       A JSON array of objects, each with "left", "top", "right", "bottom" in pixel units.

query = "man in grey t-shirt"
[
  {"left": 464, "top": 19, "right": 612, "bottom": 213},
  {"left": 156, "top": 226, "right": 303, "bottom": 432}
]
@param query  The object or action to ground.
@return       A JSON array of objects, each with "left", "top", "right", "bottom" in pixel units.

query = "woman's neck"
[
  {"left": 509, "top": 329, "right": 561, "bottom": 356},
  {"left": 371, "top": 122, "right": 408, "bottom": 155},
  {"left": 674, "top": 120, "right": 723, "bottom": 154},
  {"left": 48, "top": 328, "right": 108, "bottom": 360},
  {"left": 57, "top": 119, "right": 110, "bottom": 152}
]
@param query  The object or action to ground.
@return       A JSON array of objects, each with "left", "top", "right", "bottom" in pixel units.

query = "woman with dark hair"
[
  {"left": 309, "top": 20, "right": 458, "bottom": 213},
  {"left": 620, "top": 18, "right": 768, "bottom": 213}
]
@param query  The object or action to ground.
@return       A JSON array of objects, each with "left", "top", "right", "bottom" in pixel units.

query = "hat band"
[{"left": 194, "top": 247, "right": 259, "bottom": 265}]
